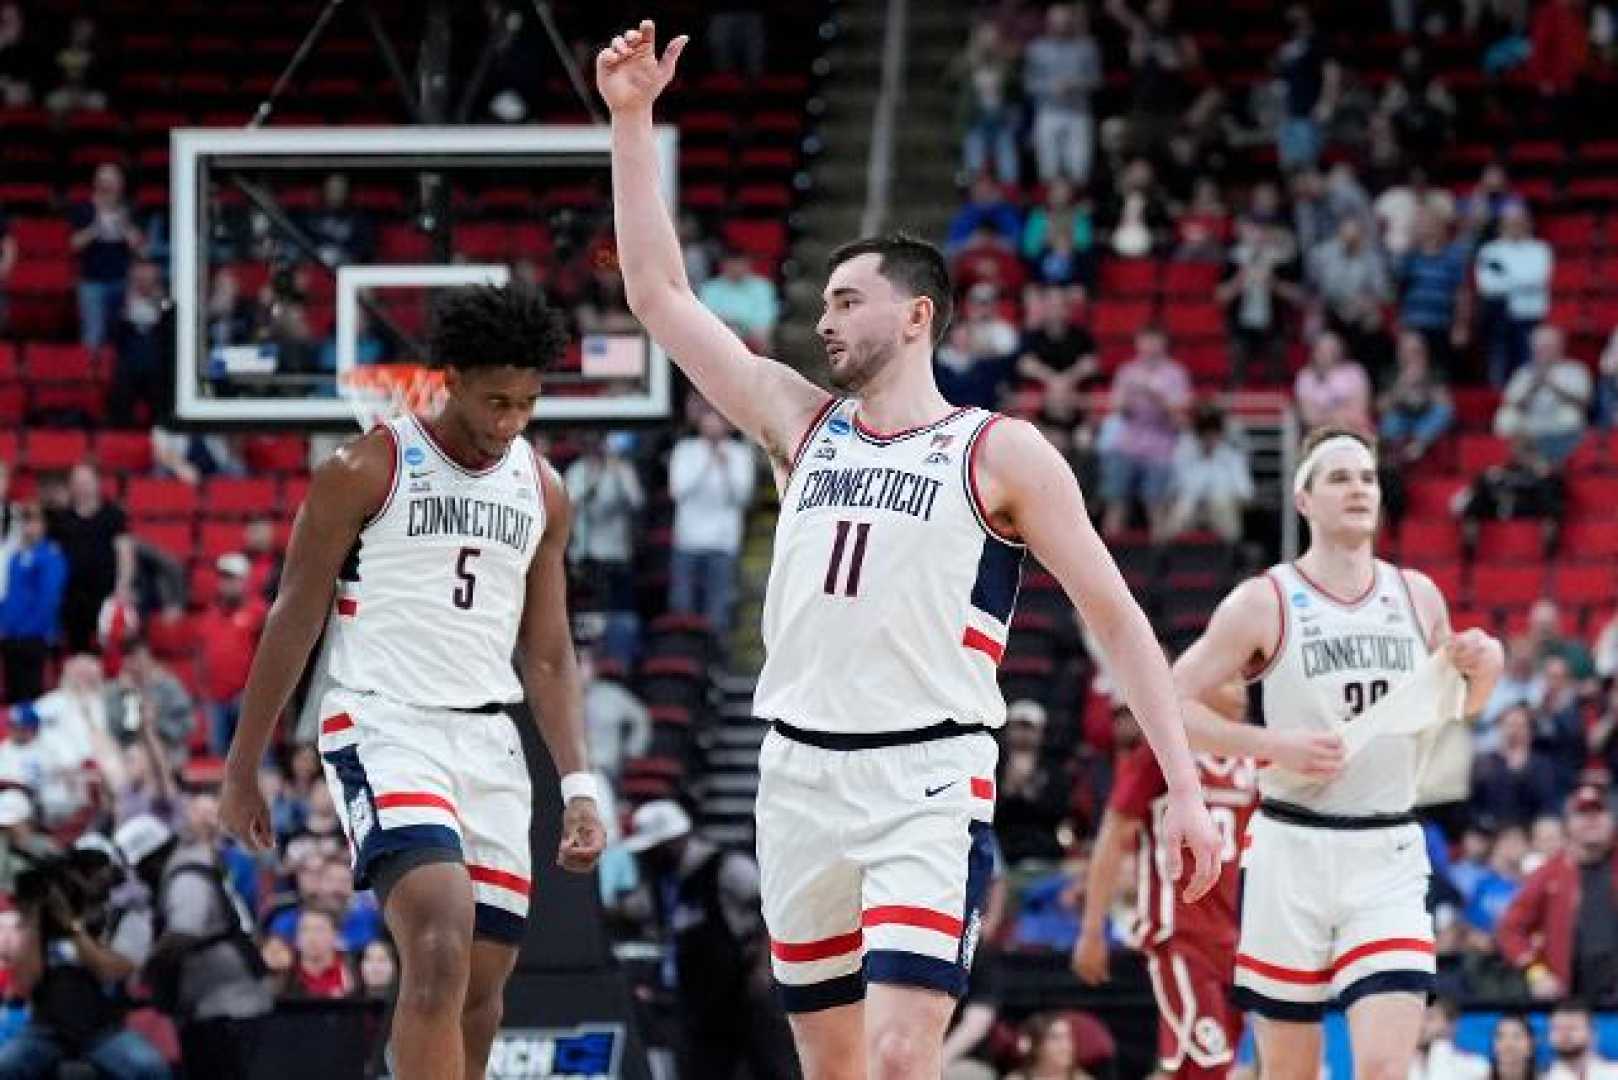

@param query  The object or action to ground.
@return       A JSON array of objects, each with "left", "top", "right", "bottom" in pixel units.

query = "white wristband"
[{"left": 560, "top": 772, "right": 600, "bottom": 803}]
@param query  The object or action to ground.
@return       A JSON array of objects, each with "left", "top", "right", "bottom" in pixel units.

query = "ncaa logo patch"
[
  {"left": 1290, "top": 591, "right": 1310, "bottom": 608},
  {"left": 404, "top": 446, "right": 427, "bottom": 467},
  {"left": 827, "top": 414, "right": 851, "bottom": 437}
]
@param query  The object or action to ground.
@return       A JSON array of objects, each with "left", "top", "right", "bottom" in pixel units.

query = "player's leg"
[
  {"left": 1147, "top": 943, "right": 1240, "bottom": 1079},
  {"left": 1230, "top": 816, "right": 1334, "bottom": 1080},
  {"left": 1329, "top": 823, "right": 1434, "bottom": 1080},
  {"left": 453, "top": 711, "right": 535, "bottom": 1080},
  {"left": 462, "top": 939, "right": 519, "bottom": 1079},
  {"left": 756, "top": 730, "right": 867, "bottom": 1080},
  {"left": 1344, "top": 993, "right": 1425, "bottom": 1080},
  {"left": 857, "top": 737, "right": 998, "bottom": 1080},
  {"left": 383, "top": 861, "right": 477, "bottom": 1080}
]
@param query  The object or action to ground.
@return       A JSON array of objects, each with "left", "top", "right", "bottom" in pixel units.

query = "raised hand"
[{"left": 596, "top": 20, "right": 689, "bottom": 116}]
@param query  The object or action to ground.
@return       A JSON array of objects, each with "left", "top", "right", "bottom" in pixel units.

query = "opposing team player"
[
  {"left": 1073, "top": 686, "right": 1257, "bottom": 1079},
  {"left": 219, "top": 284, "right": 606, "bottom": 1080},
  {"left": 599, "top": 22, "right": 1220, "bottom": 1080},
  {"left": 1170, "top": 427, "right": 1502, "bottom": 1079}
]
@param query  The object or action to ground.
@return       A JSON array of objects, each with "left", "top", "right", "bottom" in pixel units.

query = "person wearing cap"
[
  {"left": 0, "top": 499, "right": 66, "bottom": 705},
  {"left": 620, "top": 799, "right": 795, "bottom": 1080},
  {"left": 994, "top": 700, "right": 1070, "bottom": 865},
  {"left": 193, "top": 551, "right": 267, "bottom": 757},
  {"left": 1499, "top": 779, "right": 1618, "bottom": 1003}
]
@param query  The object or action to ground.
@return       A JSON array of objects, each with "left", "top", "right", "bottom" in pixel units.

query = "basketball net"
[{"left": 338, "top": 364, "right": 448, "bottom": 432}]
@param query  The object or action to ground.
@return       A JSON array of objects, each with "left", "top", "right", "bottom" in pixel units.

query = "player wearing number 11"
[
  {"left": 599, "top": 21, "right": 1221, "bottom": 1080},
  {"left": 218, "top": 285, "right": 606, "bottom": 1080}
]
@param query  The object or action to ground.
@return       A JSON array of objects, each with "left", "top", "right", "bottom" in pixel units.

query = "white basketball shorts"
[
  {"left": 755, "top": 723, "right": 999, "bottom": 1013},
  {"left": 315, "top": 685, "right": 533, "bottom": 945},
  {"left": 1232, "top": 805, "right": 1435, "bottom": 1020}
]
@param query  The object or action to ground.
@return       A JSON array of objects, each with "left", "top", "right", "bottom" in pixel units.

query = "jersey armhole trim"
[
  {"left": 964, "top": 413, "right": 1025, "bottom": 548},
  {"left": 786, "top": 396, "right": 841, "bottom": 477},
  {"left": 1245, "top": 572, "right": 1287, "bottom": 683},
  {"left": 1393, "top": 565, "right": 1437, "bottom": 654},
  {"left": 361, "top": 422, "right": 401, "bottom": 530},
  {"left": 528, "top": 443, "right": 551, "bottom": 540}
]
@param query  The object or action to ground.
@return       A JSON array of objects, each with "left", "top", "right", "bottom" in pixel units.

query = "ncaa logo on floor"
[{"left": 488, "top": 1024, "right": 625, "bottom": 1079}]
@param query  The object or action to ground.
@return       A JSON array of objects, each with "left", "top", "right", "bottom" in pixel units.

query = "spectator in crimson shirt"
[
  {"left": 283, "top": 907, "right": 355, "bottom": 1001},
  {"left": 195, "top": 553, "right": 266, "bottom": 756}
]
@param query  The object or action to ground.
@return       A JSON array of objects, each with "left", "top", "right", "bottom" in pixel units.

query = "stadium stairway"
[{"left": 694, "top": 673, "right": 768, "bottom": 849}]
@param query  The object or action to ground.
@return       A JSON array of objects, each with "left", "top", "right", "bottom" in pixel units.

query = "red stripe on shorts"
[
  {"left": 336, "top": 597, "right": 358, "bottom": 617},
  {"left": 320, "top": 713, "right": 353, "bottom": 735},
  {"left": 961, "top": 627, "right": 1005, "bottom": 664},
  {"left": 468, "top": 865, "right": 532, "bottom": 898},
  {"left": 770, "top": 930, "right": 864, "bottom": 963},
  {"left": 970, "top": 777, "right": 995, "bottom": 800},
  {"left": 1236, "top": 937, "right": 1435, "bottom": 985},
  {"left": 862, "top": 906, "right": 963, "bottom": 939},
  {"left": 374, "top": 792, "right": 458, "bottom": 817}
]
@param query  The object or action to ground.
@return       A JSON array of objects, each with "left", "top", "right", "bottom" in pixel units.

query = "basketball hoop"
[{"left": 339, "top": 364, "right": 448, "bottom": 431}]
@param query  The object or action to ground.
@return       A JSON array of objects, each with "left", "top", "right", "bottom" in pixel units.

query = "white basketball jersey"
[
  {"left": 1252, "top": 560, "right": 1435, "bottom": 816},
  {"left": 753, "top": 401, "right": 1026, "bottom": 734},
  {"left": 323, "top": 414, "right": 545, "bottom": 710}
]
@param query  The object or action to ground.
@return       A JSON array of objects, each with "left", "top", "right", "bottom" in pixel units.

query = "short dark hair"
[
  {"left": 826, "top": 232, "right": 954, "bottom": 346},
  {"left": 427, "top": 282, "right": 569, "bottom": 372}
]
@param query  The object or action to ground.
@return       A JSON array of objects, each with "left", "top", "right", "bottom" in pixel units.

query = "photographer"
[
  {"left": 0, "top": 845, "right": 169, "bottom": 1078},
  {"left": 115, "top": 814, "right": 271, "bottom": 1079}
]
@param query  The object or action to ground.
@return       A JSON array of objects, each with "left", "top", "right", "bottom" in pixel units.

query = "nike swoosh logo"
[{"left": 924, "top": 781, "right": 959, "bottom": 798}]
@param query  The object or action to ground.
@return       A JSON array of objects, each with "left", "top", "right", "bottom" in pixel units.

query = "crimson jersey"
[{"left": 1110, "top": 746, "right": 1257, "bottom": 952}]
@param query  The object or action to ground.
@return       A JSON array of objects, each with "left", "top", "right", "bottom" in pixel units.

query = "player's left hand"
[
  {"left": 1447, "top": 627, "right": 1503, "bottom": 680},
  {"left": 557, "top": 797, "right": 607, "bottom": 873},
  {"left": 1162, "top": 786, "right": 1222, "bottom": 904}
]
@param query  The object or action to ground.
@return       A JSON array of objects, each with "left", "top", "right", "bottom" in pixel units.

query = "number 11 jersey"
[
  {"left": 324, "top": 414, "right": 546, "bottom": 711},
  {"left": 754, "top": 400, "right": 1026, "bottom": 734}
]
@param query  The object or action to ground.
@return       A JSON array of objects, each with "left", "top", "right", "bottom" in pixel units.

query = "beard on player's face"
[{"left": 827, "top": 335, "right": 897, "bottom": 393}]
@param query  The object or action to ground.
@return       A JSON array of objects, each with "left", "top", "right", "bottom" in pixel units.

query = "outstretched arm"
[
  {"left": 976, "top": 417, "right": 1220, "bottom": 902},
  {"left": 598, "top": 21, "right": 829, "bottom": 469}
]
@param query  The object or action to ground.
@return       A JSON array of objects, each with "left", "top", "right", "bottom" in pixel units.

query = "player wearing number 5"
[
  {"left": 218, "top": 286, "right": 607, "bottom": 1080},
  {"left": 599, "top": 21, "right": 1221, "bottom": 1080},
  {"left": 1170, "top": 426, "right": 1503, "bottom": 1080}
]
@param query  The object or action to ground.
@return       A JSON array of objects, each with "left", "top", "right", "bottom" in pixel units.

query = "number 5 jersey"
[
  {"left": 325, "top": 414, "right": 546, "bottom": 710},
  {"left": 754, "top": 400, "right": 1026, "bottom": 734},
  {"left": 1249, "top": 560, "right": 1436, "bottom": 817}
]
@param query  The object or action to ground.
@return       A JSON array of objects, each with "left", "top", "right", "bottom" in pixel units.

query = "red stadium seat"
[
  {"left": 1471, "top": 563, "right": 1547, "bottom": 608},
  {"left": 94, "top": 431, "right": 155, "bottom": 473},
  {"left": 0, "top": 344, "right": 16, "bottom": 380},
  {"left": 1092, "top": 300, "right": 1155, "bottom": 340},
  {"left": 22, "top": 429, "right": 90, "bottom": 472},
  {"left": 9, "top": 218, "right": 71, "bottom": 254},
  {"left": 1457, "top": 434, "right": 1510, "bottom": 474},
  {"left": 1162, "top": 302, "right": 1223, "bottom": 339},
  {"left": 283, "top": 476, "right": 311, "bottom": 513},
  {"left": 204, "top": 476, "right": 280, "bottom": 517},
  {"left": 126, "top": 477, "right": 199, "bottom": 520},
  {"left": 1398, "top": 518, "right": 1464, "bottom": 561},
  {"left": 1569, "top": 475, "right": 1618, "bottom": 520},
  {"left": 1099, "top": 259, "right": 1160, "bottom": 297},
  {"left": 1475, "top": 520, "right": 1545, "bottom": 562},
  {"left": 242, "top": 435, "right": 308, "bottom": 474},
  {"left": 198, "top": 522, "right": 245, "bottom": 560},
  {"left": 1553, "top": 565, "right": 1615, "bottom": 607},
  {"left": 1405, "top": 478, "right": 1466, "bottom": 518},
  {"left": 133, "top": 520, "right": 195, "bottom": 559},
  {"left": 1562, "top": 520, "right": 1618, "bottom": 559},
  {"left": 1162, "top": 261, "right": 1221, "bottom": 296},
  {"left": 1413, "top": 561, "right": 1463, "bottom": 601}
]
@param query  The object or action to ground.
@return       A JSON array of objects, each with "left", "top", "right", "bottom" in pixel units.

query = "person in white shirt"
[
  {"left": 580, "top": 646, "right": 650, "bottom": 784},
  {"left": 563, "top": 430, "right": 645, "bottom": 613},
  {"left": 668, "top": 402, "right": 757, "bottom": 635},
  {"left": 1408, "top": 998, "right": 1489, "bottom": 1080},
  {"left": 1162, "top": 402, "right": 1253, "bottom": 542},
  {"left": 1546, "top": 1001, "right": 1618, "bottom": 1080},
  {"left": 1475, "top": 202, "right": 1553, "bottom": 386},
  {"left": 1494, "top": 324, "right": 1592, "bottom": 465}
]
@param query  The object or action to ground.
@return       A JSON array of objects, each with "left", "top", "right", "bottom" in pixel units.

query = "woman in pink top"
[{"left": 1293, "top": 330, "right": 1372, "bottom": 432}]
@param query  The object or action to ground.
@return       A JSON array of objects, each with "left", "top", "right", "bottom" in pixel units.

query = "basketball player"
[
  {"left": 1073, "top": 688, "right": 1257, "bottom": 1079},
  {"left": 217, "top": 284, "right": 606, "bottom": 1080},
  {"left": 599, "top": 22, "right": 1221, "bottom": 1080},
  {"left": 1169, "top": 427, "right": 1503, "bottom": 1080}
]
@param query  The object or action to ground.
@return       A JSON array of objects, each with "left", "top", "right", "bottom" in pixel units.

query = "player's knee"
[
  {"left": 1353, "top": 1052, "right": 1408, "bottom": 1080},
  {"left": 463, "top": 983, "right": 503, "bottom": 1030},
  {"left": 397, "top": 917, "right": 472, "bottom": 1013},
  {"left": 867, "top": 1024, "right": 930, "bottom": 1080}
]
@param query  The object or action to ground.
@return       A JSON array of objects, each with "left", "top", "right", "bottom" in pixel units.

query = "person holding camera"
[
  {"left": 113, "top": 814, "right": 271, "bottom": 1079},
  {"left": 0, "top": 844, "right": 170, "bottom": 1079}
]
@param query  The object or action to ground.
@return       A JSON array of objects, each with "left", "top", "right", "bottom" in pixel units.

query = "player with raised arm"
[
  {"left": 598, "top": 22, "right": 1220, "bottom": 1080},
  {"left": 1170, "top": 426, "right": 1503, "bottom": 1080},
  {"left": 1073, "top": 685, "right": 1257, "bottom": 1079},
  {"left": 217, "top": 285, "right": 606, "bottom": 1080}
]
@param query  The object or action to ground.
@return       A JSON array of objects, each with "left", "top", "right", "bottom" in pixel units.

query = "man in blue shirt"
[
  {"left": 1398, "top": 211, "right": 1472, "bottom": 379},
  {"left": 0, "top": 501, "right": 67, "bottom": 704}
]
